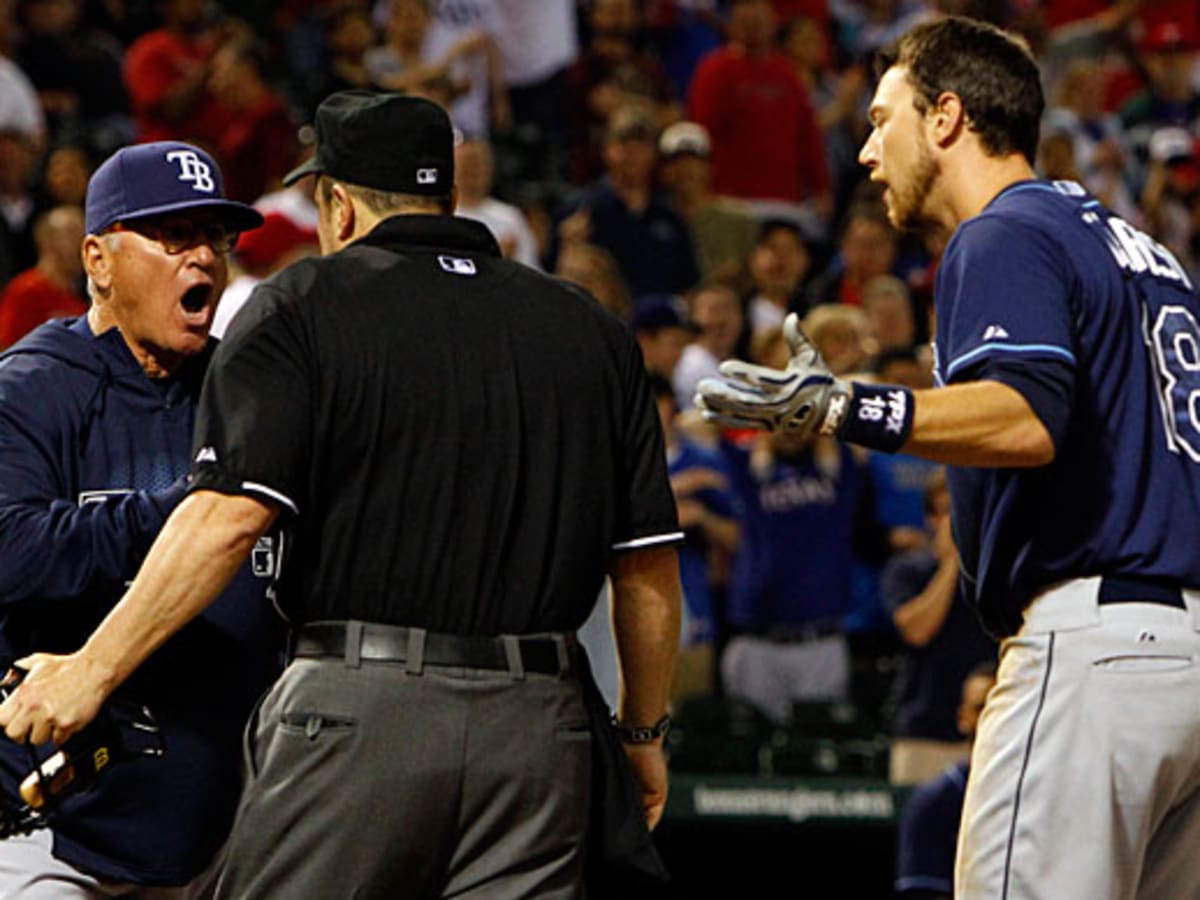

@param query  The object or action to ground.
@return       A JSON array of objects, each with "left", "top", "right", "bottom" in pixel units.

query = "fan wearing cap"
[
  {"left": 0, "top": 141, "right": 283, "bottom": 895},
  {"left": 0, "top": 91, "right": 683, "bottom": 898},
  {"left": 1121, "top": 20, "right": 1200, "bottom": 164},
  {"left": 658, "top": 121, "right": 760, "bottom": 290}
]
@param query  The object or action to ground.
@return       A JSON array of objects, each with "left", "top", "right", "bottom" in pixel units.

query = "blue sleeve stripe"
[
  {"left": 896, "top": 875, "right": 954, "bottom": 892},
  {"left": 945, "top": 342, "right": 1076, "bottom": 379}
]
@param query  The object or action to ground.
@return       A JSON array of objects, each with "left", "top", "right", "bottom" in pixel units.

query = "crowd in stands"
[{"left": 0, "top": 0, "right": 1198, "bottom": 873}]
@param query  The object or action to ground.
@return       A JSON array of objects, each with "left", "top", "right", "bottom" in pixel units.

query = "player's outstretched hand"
[
  {"left": 0, "top": 653, "right": 109, "bottom": 747},
  {"left": 695, "top": 313, "right": 850, "bottom": 437}
]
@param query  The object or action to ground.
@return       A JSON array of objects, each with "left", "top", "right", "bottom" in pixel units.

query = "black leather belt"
[
  {"left": 291, "top": 621, "right": 572, "bottom": 676},
  {"left": 1097, "top": 575, "right": 1185, "bottom": 610}
]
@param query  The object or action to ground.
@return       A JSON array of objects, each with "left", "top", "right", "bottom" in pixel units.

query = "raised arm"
[{"left": 0, "top": 489, "right": 278, "bottom": 745}]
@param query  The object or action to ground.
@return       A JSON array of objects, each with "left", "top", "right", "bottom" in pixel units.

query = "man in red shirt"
[
  {"left": 688, "top": 0, "right": 830, "bottom": 213},
  {"left": 0, "top": 207, "right": 86, "bottom": 348},
  {"left": 123, "top": 0, "right": 227, "bottom": 145},
  {"left": 207, "top": 41, "right": 298, "bottom": 202}
]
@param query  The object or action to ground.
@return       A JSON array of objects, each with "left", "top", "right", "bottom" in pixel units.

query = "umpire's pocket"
[{"left": 279, "top": 711, "right": 357, "bottom": 740}]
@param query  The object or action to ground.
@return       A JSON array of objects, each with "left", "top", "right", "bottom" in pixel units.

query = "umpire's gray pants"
[{"left": 212, "top": 653, "right": 592, "bottom": 899}]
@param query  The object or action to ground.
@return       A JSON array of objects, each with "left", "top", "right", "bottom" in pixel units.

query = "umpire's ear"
[
  {"left": 330, "top": 182, "right": 356, "bottom": 243},
  {"left": 81, "top": 233, "right": 114, "bottom": 297}
]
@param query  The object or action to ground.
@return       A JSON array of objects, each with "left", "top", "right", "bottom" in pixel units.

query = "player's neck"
[{"left": 941, "top": 153, "right": 1038, "bottom": 228}]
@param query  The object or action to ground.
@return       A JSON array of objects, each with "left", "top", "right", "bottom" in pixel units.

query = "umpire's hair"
[
  {"left": 876, "top": 16, "right": 1043, "bottom": 164},
  {"left": 317, "top": 175, "right": 453, "bottom": 216}
]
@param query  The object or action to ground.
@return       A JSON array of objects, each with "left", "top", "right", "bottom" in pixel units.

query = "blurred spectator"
[
  {"left": 673, "top": 281, "right": 743, "bottom": 410},
  {"left": 782, "top": 13, "right": 870, "bottom": 207},
  {"left": 658, "top": 121, "right": 759, "bottom": 290},
  {"left": 0, "top": 2, "right": 45, "bottom": 288},
  {"left": 0, "top": 206, "right": 86, "bottom": 348},
  {"left": 641, "top": 0, "right": 724, "bottom": 100},
  {"left": 0, "top": 24, "right": 44, "bottom": 145},
  {"left": 883, "top": 472, "right": 996, "bottom": 786},
  {"left": 1141, "top": 127, "right": 1200, "bottom": 279},
  {"left": 802, "top": 303, "right": 871, "bottom": 377},
  {"left": 1037, "top": 127, "right": 1085, "bottom": 183},
  {"left": 895, "top": 661, "right": 998, "bottom": 899},
  {"left": 550, "top": 104, "right": 699, "bottom": 300},
  {"left": 490, "top": 0, "right": 577, "bottom": 147},
  {"left": 366, "top": 0, "right": 466, "bottom": 107},
  {"left": 833, "top": 0, "right": 933, "bottom": 62},
  {"left": 688, "top": 0, "right": 831, "bottom": 226},
  {"left": 255, "top": 175, "right": 320, "bottom": 237},
  {"left": 554, "top": 240, "right": 631, "bottom": 319},
  {"left": 807, "top": 203, "right": 900, "bottom": 306},
  {"left": 1042, "top": 59, "right": 1140, "bottom": 221},
  {"left": 719, "top": 430, "right": 863, "bottom": 722},
  {"left": 37, "top": 140, "right": 93, "bottom": 211},
  {"left": 367, "top": 0, "right": 504, "bottom": 139},
  {"left": 428, "top": 0, "right": 509, "bottom": 136},
  {"left": 746, "top": 219, "right": 812, "bottom": 340},
  {"left": 122, "top": 0, "right": 229, "bottom": 145},
  {"left": 565, "top": 0, "right": 678, "bottom": 184},
  {"left": 211, "top": 212, "right": 317, "bottom": 338},
  {"left": 861, "top": 274, "right": 917, "bottom": 357},
  {"left": 651, "top": 373, "right": 740, "bottom": 705},
  {"left": 632, "top": 292, "right": 698, "bottom": 380},
  {"left": 303, "top": 2, "right": 378, "bottom": 113},
  {"left": 208, "top": 40, "right": 298, "bottom": 203},
  {"left": 454, "top": 135, "right": 540, "bottom": 267},
  {"left": 16, "top": 0, "right": 130, "bottom": 149},
  {"left": 1121, "top": 22, "right": 1200, "bottom": 166}
]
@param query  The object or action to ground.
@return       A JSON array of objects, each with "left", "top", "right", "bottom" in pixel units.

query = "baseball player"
[{"left": 698, "top": 17, "right": 1200, "bottom": 899}]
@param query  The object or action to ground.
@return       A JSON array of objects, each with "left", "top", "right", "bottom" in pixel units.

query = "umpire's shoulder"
[{"left": 220, "top": 256, "right": 325, "bottom": 344}]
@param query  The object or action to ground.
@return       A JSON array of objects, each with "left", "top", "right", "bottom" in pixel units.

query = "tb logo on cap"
[{"left": 166, "top": 149, "right": 215, "bottom": 193}]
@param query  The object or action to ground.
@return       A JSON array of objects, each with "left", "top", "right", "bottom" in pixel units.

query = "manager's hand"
[
  {"left": 0, "top": 652, "right": 109, "bottom": 746},
  {"left": 695, "top": 313, "right": 850, "bottom": 437}
]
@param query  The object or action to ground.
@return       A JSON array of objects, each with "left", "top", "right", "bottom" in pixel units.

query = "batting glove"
[{"left": 695, "top": 313, "right": 852, "bottom": 438}]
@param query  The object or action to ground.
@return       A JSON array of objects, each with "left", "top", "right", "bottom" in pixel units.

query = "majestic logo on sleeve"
[
  {"left": 166, "top": 150, "right": 216, "bottom": 193},
  {"left": 195, "top": 446, "right": 218, "bottom": 463},
  {"left": 982, "top": 325, "right": 1010, "bottom": 341}
]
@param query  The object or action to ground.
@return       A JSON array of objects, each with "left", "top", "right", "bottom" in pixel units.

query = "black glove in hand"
[{"left": 695, "top": 313, "right": 852, "bottom": 437}]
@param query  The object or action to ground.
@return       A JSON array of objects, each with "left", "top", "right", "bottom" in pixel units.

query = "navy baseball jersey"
[{"left": 934, "top": 179, "right": 1200, "bottom": 637}]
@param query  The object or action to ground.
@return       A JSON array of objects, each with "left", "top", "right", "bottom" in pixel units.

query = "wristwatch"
[{"left": 611, "top": 713, "right": 671, "bottom": 744}]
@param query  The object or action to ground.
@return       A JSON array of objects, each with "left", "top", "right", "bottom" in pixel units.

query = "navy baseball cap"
[
  {"left": 85, "top": 141, "right": 263, "bottom": 235},
  {"left": 283, "top": 91, "right": 454, "bottom": 195},
  {"left": 631, "top": 293, "right": 699, "bottom": 334}
]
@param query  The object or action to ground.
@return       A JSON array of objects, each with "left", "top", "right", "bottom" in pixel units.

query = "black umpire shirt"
[{"left": 189, "top": 215, "right": 682, "bottom": 634}]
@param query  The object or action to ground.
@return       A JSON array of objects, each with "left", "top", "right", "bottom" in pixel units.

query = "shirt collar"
[{"left": 356, "top": 214, "right": 502, "bottom": 258}]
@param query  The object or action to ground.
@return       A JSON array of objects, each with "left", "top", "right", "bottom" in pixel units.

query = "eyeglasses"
[{"left": 109, "top": 216, "right": 241, "bottom": 254}]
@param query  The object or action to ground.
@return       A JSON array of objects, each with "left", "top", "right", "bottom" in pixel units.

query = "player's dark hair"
[{"left": 876, "top": 16, "right": 1043, "bottom": 164}]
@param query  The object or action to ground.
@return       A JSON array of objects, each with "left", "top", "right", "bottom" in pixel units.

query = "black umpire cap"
[{"left": 283, "top": 90, "right": 455, "bottom": 195}]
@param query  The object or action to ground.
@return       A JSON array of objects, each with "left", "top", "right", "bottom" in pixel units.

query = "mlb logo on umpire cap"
[{"left": 84, "top": 141, "right": 264, "bottom": 235}]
